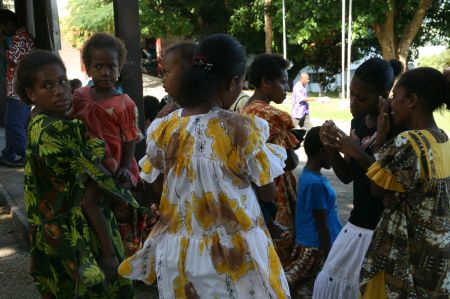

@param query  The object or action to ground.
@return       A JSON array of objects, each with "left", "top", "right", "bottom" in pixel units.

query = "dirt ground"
[
  {"left": 0, "top": 206, "right": 159, "bottom": 299},
  {"left": 0, "top": 178, "right": 353, "bottom": 299},
  {"left": 0, "top": 151, "right": 354, "bottom": 299}
]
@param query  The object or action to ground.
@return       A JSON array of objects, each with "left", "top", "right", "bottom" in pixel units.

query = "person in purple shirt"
[{"left": 291, "top": 72, "right": 312, "bottom": 130}]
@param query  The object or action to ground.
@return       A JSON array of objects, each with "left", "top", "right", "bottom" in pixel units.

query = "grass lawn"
[{"left": 273, "top": 96, "right": 450, "bottom": 134}]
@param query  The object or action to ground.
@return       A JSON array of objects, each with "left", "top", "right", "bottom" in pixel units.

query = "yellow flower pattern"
[{"left": 121, "top": 108, "right": 290, "bottom": 298}]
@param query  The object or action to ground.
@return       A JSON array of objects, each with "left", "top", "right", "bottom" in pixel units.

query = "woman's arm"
[
  {"left": 324, "top": 147, "right": 353, "bottom": 184},
  {"left": 312, "top": 209, "right": 331, "bottom": 256}
]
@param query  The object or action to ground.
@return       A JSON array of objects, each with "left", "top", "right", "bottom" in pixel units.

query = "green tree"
[
  {"left": 62, "top": 0, "right": 114, "bottom": 49},
  {"left": 62, "top": 0, "right": 235, "bottom": 48},
  {"left": 230, "top": 0, "right": 450, "bottom": 75},
  {"left": 417, "top": 49, "right": 450, "bottom": 71}
]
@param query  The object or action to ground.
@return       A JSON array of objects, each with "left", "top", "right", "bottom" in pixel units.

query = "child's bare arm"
[
  {"left": 254, "top": 182, "right": 276, "bottom": 203},
  {"left": 81, "top": 180, "right": 118, "bottom": 278},
  {"left": 312, "top": 209, "right": 331, "bottom": 255},
  {"left": 115, "top": 140, "right": 136, "bottom": 185}
]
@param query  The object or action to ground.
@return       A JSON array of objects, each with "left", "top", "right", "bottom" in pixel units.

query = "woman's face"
[
  {"left": 26, "top": 64, "right": 72, "bottom": 116},
  {"left": 349, "top": 77, "right": 380, "bottom": 118},
  {"left": 266, "top": 69, "right": 289, "bottom": 104},
  {"left": 390, "top": 85, "right": 411, "bottom": 127}
]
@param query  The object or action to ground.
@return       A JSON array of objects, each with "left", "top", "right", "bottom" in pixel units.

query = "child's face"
[
  {"left": 264, "top": 69, "right": 289, "bottom": 104},
  {"left": 162, "top": 51, "right": 185, "bottom": 97},
  {"left": 26, "top": 64, "right": 72, "bottom": 115},
  {"left": 86, "top": 48, "right": 120, "bottom": 92}
]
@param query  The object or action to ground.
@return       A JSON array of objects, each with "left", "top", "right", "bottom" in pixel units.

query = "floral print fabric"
[
  {"left": 242, "top": 100, "right": 298, "bottom": 265},
  {"left": 361, "top": 130, "right": 450, "bottom": 298},
  {"left": 25, "top": 114, "right": 137, "bottom": 298},
  {"left": 119, "top": 108, "right": 291, "bottom": 298}
]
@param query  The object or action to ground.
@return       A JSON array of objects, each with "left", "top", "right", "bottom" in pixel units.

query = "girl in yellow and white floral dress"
[{"left": 119, "top": 34, "right": 291, "bottom": 298}]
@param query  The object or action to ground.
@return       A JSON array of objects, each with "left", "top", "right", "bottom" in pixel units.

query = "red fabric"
[
  {"left": 71, "top": 87, "right": 143, "bottom": 185},
  {"left": 242, "top": 100, "right": 299, "bottom": 266},
  {"left": 6, "top": 28, "right": 35, "bottom": 98}
]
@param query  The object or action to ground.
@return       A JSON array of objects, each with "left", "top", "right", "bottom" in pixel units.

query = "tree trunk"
[
  {"left": 373, "top": 0, "right": 431, "bottom": 71},
  {"left": 373, "top": 0, "right": 396, "bottom": 60},
  {"left": 397, "top": 0, "right": 432, "bottom": 69},
  {"left": 264, "top": 0, "right": 273, "bottom": 53}
]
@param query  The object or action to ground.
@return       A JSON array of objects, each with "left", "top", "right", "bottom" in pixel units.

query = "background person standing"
[
  {"left": 0, "top": 9, "right": 35, "bottom": 167},
  {"left": 291, "top": 72, "right": 312, "bottom": 130}
]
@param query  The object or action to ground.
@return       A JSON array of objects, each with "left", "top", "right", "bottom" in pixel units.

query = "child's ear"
[{"left": 25, "top": 88, "right": 36, "bottom": 103}]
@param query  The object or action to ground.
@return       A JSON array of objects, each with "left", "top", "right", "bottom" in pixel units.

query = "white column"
[
  {"left": 346, "top": 0, "right": 352, "bottom": 99},
  {"left": 341, "top": 0, "right": 346, "bottom": 100},
  {"left": 282, "top": 0, "right": 287, "bottom": 59}
]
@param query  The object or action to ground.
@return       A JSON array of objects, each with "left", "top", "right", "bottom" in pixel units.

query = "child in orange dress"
[{"left": 71, "top": 33, "right": 143, "bottom": 253}]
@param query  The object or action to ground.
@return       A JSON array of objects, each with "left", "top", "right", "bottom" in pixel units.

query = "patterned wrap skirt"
[{"left": 285, "top": 244, "right": 324, "bottom": 298}]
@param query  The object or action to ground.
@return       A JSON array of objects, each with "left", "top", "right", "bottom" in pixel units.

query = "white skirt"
[{"left": 312, "top": 222, "right": 374, "bottom": 299}]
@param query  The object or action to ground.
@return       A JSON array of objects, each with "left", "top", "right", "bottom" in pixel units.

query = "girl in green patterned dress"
[{"left": 16, "top": 50, "right": 136, "bottom": 298}]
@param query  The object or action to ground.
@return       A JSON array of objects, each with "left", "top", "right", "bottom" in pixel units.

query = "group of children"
[{"left": 15, "top": 30, "right": 450, "bottom": 299}]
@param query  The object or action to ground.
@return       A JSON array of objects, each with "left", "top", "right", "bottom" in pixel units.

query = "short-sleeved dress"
[
  {"left": 119, "top": 107, "right": 291, "bottom": 298},
  {"left": 71, "top": 86, "right": 143, "bottom": 186},
  {"left": 242, "top": 100, "right": 299, "bottom": 265},
  {"left": 25, "top": 114, "right": 138, "bottom": 298},
  {"left": 361, "top": 130, "right": 450, "bottom": 298}
]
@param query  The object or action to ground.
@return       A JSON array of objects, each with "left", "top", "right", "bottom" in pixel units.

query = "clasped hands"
[{"left": 319, "top": 120, "right": 361, "bottom": 157}]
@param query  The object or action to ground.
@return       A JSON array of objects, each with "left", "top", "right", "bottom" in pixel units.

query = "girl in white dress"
[{"left": 119, "top": 34, "right": 291, "bottom": 299}]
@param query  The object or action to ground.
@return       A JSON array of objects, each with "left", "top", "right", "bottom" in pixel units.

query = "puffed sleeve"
[
  {"left": 120, "top": 95, "right": 144, "bottom": 142},
  {"left": 245, "top": 116, "right": 287, "bottom": 186},
  {"left": 139, "top": 115, "right": 168, "bottom": 183},
  {"left": 366, "top": 131, "right": 422, "bottom": 193}
]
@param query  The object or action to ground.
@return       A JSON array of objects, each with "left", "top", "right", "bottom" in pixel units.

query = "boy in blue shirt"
[{"left": 285, "top": 126, "right": 342, "bottom": 298}]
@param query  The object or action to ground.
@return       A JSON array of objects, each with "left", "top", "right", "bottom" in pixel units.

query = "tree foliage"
[
  {"left": 417, "top": 49, "right": 450, "bottom": 71},
  {"left": 62, "top": 0, "right": 450, "bottom": 82},
  {"left": 62, "top": 0, "right": 114, "bottom": 49}
]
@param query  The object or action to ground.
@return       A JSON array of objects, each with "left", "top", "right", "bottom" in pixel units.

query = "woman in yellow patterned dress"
[
  {"left": 119, "top": 34, "right": 291, "bottom": 298},
  {"left": 360, "top": 67, "right": 450, "bottom": 298}
]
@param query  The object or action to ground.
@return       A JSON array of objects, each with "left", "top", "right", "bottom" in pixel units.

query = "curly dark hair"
[
  {"left": 163, "top": 41, "right": 196, "bottom": 68},
  {"left": 248, "top": 54, "right": 289, "bottom": 88},
  {"left": 14, "top": 50, "right": 66, "bottom": 105},
  {"left": 396, "top": 67, "right": 450, "bottom": 113},
  {"left": 354, "top": 58, "right": 403, "bottom": 98},
  {"left": 81, "top": 33, "right": 127, "bottom": 71},
  {"left": 304, "top": 126, "right": 323, "bottom": 158}
]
